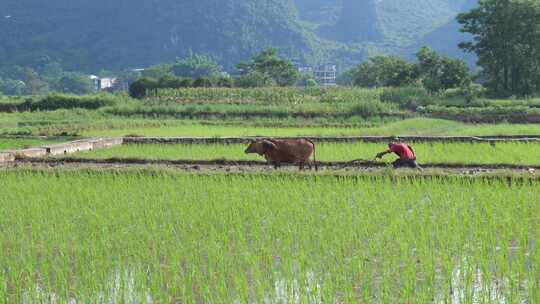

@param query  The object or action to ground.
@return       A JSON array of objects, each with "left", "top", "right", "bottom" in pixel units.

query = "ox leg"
[
  {"left": 298, "top": 162, "right": 305, "bottom": 171},
  {"left": 274, "top": 161, "right": 281, "bottom": 169}
]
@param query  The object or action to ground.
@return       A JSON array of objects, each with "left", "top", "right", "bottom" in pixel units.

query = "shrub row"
[{"left": 0, "top": 94, "right": 116, "bottom": 112}]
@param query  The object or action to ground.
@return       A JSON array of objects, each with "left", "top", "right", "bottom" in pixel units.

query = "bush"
[
  {"left": 193, "top": 77, "right": 213, "bottom": 88},
  {"left": 158, "top": 75, "right": 182, "bottom": 89},
  {"left": 353, "top": 56, "right": 419, "bottom": 88},
  {"left": 215, "top": 76, "right": 233, "bottom": 88},
  {"left": 54, "top": 73, "right": 95, "bottom": 94},
  {"left": 459, "top": 83, "right": 486, "bottom": 104},
  {"left": 129, "top": 77, "right": 159, "bottom": 98},
  {"left": 21, "top": 94, "right": 116, "bottom": 111},
  {"left": 236, "top": 48, "right": 298, "bottom": 87},
  {"left": 416, "top": 46, "right": 471, "bottom": 93},
  {"left": 171, "top": 54, "right": 221, "bottom": 78}
]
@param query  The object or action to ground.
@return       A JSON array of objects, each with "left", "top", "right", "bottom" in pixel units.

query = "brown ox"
[{"left": 244, "top": 138, "right": 317, "bottom": 170}]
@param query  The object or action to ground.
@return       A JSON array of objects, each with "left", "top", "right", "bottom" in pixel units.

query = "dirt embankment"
[{"left": 123, "top": 135, "right": 540, "bottom": 145}]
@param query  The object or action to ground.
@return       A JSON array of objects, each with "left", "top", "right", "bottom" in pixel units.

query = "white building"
[
  {"left": 89, "top": 75, "right": 117, "bottom": 90},
  {"left": 314, "top": 65, "right": 337, "bottom": 86}
]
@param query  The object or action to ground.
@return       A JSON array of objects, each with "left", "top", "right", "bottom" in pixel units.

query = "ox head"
[{"left": 244, "top": 140, "right": 277, "bottom": 155}]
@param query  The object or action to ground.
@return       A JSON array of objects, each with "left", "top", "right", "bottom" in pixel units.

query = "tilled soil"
[{"left": 4, "top": 157, "right": 538, "bottom": 177}]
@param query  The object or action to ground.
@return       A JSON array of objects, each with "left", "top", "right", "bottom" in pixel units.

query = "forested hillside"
[
  {"left": 322, "top": 0, "right": 380, "bottom": 42},
  {"left": 0, "top": 0, "right": 312, "bottom": 71},
  {"left": 0, "top": 0, "right": 477, "bottom": 72}
]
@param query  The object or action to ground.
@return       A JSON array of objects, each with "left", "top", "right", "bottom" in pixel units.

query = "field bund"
[{"left": 123, "top": 135, "right": 540, "bottom": 144}]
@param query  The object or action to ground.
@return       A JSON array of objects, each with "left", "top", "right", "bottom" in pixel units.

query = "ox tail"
[{"left": 306, "top": 138, "right": 318, "bottom": 171}]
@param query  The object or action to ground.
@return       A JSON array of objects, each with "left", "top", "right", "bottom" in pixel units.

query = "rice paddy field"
[
  {"left": 4, "top": 105, "right": 540, "bottom": 138},
  {"left": 80, "top": 118, "right": 540, "bottom": 138},
  {"left": 2, "top": 88, "right": 540, "bottom": 303},
  {"left": 67, "top": 142, "right": 540, "bottom": 166},
  {"left": 0, "top": 171, "right": 538, "bottom": 303}
]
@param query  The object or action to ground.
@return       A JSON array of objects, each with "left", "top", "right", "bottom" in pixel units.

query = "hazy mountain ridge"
[
  {"left": 0, "top": 0, "right": 310, "bottom": 71},
  {"left": 0, "top": 0, "right": 476, "bottom": 71}
]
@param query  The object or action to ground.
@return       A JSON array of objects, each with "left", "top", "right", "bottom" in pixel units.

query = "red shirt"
[{"left": 387, "top": 143, "right": 416, "bottom": 160}]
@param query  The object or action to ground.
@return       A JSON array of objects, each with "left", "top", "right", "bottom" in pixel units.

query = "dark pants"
[{"left": 392, "top": 159, "right": 422, "bottom": 169}]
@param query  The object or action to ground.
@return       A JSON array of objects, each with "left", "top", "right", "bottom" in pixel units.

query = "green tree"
[
  {"left": 336, "top": 69, "right": 356, "bottom": 86},
  {"left": 353, "top": 56, "right": 418, "bottom": 87},
  {"left": 158, "top": 75, "right": 183, "bottom": 89},
  {"left": 129, "top": 77, "right": 158, "bottom": 98},
  {"left": 41, "top": 62, "right": 64, "bottom": 87},
  {"left": 193, "top": 77, "right": 213, "bottom": 88},
  {"left": 55, "top": 73, "right": 94, "bottom": 94},
  {"left": 458, "top": 0, "right": 540, "bottom": 96},
  {"left": 23, "top": 68, "right": 48, "bottom": 95},
  {"left": 0, "top": 79, "right": 25, "bottom": 95},
  {"left": 416, "top": 46, "right": 470, "bottom": 93},
  {"left": 171, "top": 54, "right": 221, "bottom": 78},
  {"left": 236, "top": 48, "right": 298, "bottom": 86},
  {"left": 215, "top": 76, "right": 233, "bottom": 88},
  {"left": 142, "top": 64, "right": 174, "bottom": 79},
  {"left": 296, "top": 74, "right": 318, "bottom": 87}
]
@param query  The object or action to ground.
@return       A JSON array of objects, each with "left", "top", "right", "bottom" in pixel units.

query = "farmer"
[{"left": 375, "top": 141, "right": 422, "bottom": 169}]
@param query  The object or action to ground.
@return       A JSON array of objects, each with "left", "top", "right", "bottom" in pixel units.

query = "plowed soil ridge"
[{"left": 13, "top": 157, "right": 540, "bottom": 171}]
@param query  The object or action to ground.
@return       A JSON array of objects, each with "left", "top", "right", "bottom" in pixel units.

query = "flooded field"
[{"left": 1, "top": 171, "right": 538, "bottom": 302}]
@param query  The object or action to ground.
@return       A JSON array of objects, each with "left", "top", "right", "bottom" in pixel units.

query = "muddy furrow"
[{"left": 11, "top": 157, "right": 540, "bottom": 171}]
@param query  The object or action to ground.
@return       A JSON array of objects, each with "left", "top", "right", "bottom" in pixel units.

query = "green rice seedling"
[
  {"left": 80, "top": 117, "right": 540, "bottom": 138},
  {"left": 70, "top": 142, "right": 540, "bottom": 166},
  {"left": 0, "top": 171, "right": 537, "bottom": 302}
]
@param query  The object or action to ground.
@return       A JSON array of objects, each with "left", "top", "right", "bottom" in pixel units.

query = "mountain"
[
  {"left": 0, "top": 0, "right": 478, "bottom": 72},
  {"left": 294, "top": 0, "right": 342, "bottom": 24},
  {"left": 0, "top": 0, "right": 312, "bottom": 71},
  {"left": 413, "top": 0, "right": 478, "bottom": 64},
  {"left": 321, "top": 0, "right": 380, "bottom": 42}
]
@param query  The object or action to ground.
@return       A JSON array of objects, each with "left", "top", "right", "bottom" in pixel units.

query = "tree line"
[
  {"left": 0, "top": 63, "right": 97, "bottom": 96},
  {"left": 129, "top": 49, "right": 300, "bottom": 98},
  {"left": 338, "top": 46, "right": 471, "bottom": 94}
]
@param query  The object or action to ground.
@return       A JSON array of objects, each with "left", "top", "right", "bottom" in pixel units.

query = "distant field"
[
  {"left": 1, "top": 171, "right": 537, "bottom": 302},
  {"left": 2, "top": 87, "right": 540, "bottom": 137},
  {"left": 81, "top": 118, "right": 540, "bottom": 137},
  {"left": 68, "top": 142, "right": 540, "bottom": 166}
]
